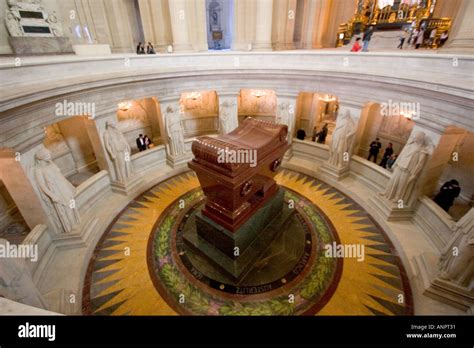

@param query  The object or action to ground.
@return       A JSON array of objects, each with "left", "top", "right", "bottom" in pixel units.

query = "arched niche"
[
  {"left": 0, "top": 178, "right": 28, "bottom": 244},
  {"left": 178, "top": 90, "right": 219, "bottom": 137},
  {"left": 295, "top": 91, "right": 339, "bottom": 141},
  {"left": 116, "top": 97, "right": 163, "bottom": 152},
  {"left": 237, "top": 89, "right": 277, "bottom": 124},
  {"left": 205, "top": 0, "right": 233, "bottom": 49},
  {"left": 426, "top": 127, "right": 473, "bottom": 220},
  {"left": 43, "top": 115, "right": 99, "bottom": 186},
  {"left": 356, "top": 102, "right": 415, "bottom": 163}
]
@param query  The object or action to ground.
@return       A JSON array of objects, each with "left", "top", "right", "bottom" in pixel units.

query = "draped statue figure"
[
  {"left": 165, "top": 105, "right": 186, "bottom": 156},
  {"left": 381, "top": 131, "right": 433, "bottom": 203},
  {"left": 438, "top": 209, "right": 474, "bottom": 288},
  {"left": 0, "top": 239, "right": 48, "bottom": 309},
  {"left": 219, "top": 100, "right": 238, "bottom": 135},
  {"left": 34, "top": 148, "right": 80, "bottom": 234},
  {"left": 328, "top": 111, "right": 357, "bottom": 168},
  {"left": 103, "top": 121, "right": 133, "bottom": 182},
  {"left": 277, "top": 102, "right": 295, "bottom": 144}
]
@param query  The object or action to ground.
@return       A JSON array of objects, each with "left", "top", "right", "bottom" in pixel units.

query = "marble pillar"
[
  {"left": 254, "top": 0, "right": 274, "bottom": 51},
  {"left": 168, "top": 0, "right": 194, "bottom": 52},
  {"left": 138, "top": 0, "right": 173, "bottom": 52},
  {"left": 441, "top": 0, "right": 474, "bottom": 53},
  {"left": 232, "top": 0, "right": 255, "bottom": 51},
  {"left": 272, "top": 0, "right": 297, "bottom": 50}
]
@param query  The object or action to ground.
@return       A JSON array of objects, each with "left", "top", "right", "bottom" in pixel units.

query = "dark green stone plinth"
[{"left": 183, "top": 188, "right": 294, "bottom": 281}]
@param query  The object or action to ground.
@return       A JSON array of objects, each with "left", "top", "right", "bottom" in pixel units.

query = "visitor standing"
[
  {"left": 429, "top": 28, "right": 437, "bottom": 47},
  {"left": 379, "top": 143, "right": 394, "bottom": 168},
  {"left": 367, "top": 138, "right": 382, "bottom": 163},
  {"left": 362, "top": 26, "right": 374, "bottom": 52},
  {"left": 398, "top": 31, "right": 408, "bottom": 49},
  {"left": 415, "top": 28, "right": 425, "bottom": 49},
  {"left": 136, "top": 134, "right": 146, "bottom": 151},
  {"left": 434, "top": 179, "right": 461, "bottom": 212},
  {"left": 439, "top": 31, "right": 449, "bottom": 46}
]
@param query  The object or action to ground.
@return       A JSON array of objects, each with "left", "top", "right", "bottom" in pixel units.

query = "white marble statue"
[
  {"left": 219, "top": 100, "right": 237, "bottom": 135},
  {"left": 438, "top": 210, "right": 474, "bottom": 288},
  {"left": 381, "top": 131, "right": 433, "bottom": 203},
  {"left": 277, "top": 102, "right": 295, "bottom": 144},
  {"left": 103, "top": 121, "right": 133, "bottom": 182},
  {"left": 165, "top": 105, "right": 186, "bottom": 157},
  {"left": 0, "top": 239, "right": 48, "bottom": 309},
  {"left": 5, "top": 10, "right": 23, "bottom": 37},
  {"left": 34, "top": 148, "right": 80, "bottom": 234},
  {"left": 327, "top": 111, "right": 357, "bottom": 168}
]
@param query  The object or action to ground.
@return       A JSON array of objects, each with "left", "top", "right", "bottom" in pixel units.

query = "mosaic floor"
[{"left": 82, "top": 169, "right": 413, "bottom": 316}]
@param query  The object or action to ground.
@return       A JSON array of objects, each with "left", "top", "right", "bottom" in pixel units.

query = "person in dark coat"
[
  {"left": 316, "top": 123, "right": 329, "bottom": 144},
  {"left": 136, "top": 134, "right": 146, "bottom": 152},
  {"left": 379, "top": 142, "right": 394, "bottom": 168},
  {"left": 296, "top": 129, "right": 306, "bottom": 140},
  {"left": 434, "top": 179, "right": 461, "bottom": 212},
  {"left": 362, "top": 26, "right": 374, "bottom": 52},
  {"left": 367, "top": 138, "right": 382, "bottom": 163}
]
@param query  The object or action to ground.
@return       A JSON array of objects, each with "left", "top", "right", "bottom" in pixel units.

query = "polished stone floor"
[{"left": 82, "top": 169, "right": 413, "bottom": 315}]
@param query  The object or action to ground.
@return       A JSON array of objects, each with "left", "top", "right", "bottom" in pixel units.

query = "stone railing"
[
  {"left": 75, "top": 170, "right": 111, "bottom": 216},
  {"left": 413, "top": 196, "right": 458, "bottom": 251}
]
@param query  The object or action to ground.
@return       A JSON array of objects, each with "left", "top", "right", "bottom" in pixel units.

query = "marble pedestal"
[
  {"left": 166, "top": 153, "right": 191, "bottom": 168},
  {"left": 183, "top": 188, "right": 293, "bottom": 281},
  {"left": 413, "top": 252, "right": 474, "bottom": 312},
  {"left": 319, "top": 163, "right": 350, "bottom": 181},
  {"left": 9, "top": 37, "right": 73, "bottom": 55},
  {"left": 110, "top": 176, "right": 143, "bottom": 195},
  {"left": 370, "top": 193, "right": 415, "bottom": 221}
]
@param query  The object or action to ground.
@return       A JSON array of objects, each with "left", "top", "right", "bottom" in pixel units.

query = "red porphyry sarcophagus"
[{"left": 188, "top": 117, "right": 289, "bottom": 232}]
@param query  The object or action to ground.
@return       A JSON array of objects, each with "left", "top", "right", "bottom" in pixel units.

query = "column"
[
  {"left": 441, "top": 0, "right": 474, "bottom": 53},
  {"left": 102, "top": 0, "right": 135, "bottom": 52},
  {"left": 188, "top": 0, "right": 208, "bottom": 51},
  {"left": 232, "top": 0, "right": 255, "bottom": 51},
  {"left": 168, "top": 0, "right": 193, "bottom": 52},
  {"left": 272, "top": 0, "right": 297, "bottom": 50},
  {"left": 138, "top": 0, "right": 173, "bottom": 52},
  {"left": 253, "top": 0, "right": 274, "bottom": 51}
]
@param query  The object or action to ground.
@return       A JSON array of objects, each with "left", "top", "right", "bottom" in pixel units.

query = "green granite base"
[{"left": 183, "top": 188, "right": 294, "bottom": 281}]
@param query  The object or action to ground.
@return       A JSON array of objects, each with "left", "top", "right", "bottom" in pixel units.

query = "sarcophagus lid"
[{"left": 191, "top": 117, "right": 288, "bottom": 177}]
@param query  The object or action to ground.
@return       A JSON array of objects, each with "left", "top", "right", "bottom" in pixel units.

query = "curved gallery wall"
[{"left": 0, "top": 52, "right": 473, "bottom": 315}]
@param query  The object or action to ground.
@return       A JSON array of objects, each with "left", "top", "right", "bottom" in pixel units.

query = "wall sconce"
[
  {"left": 118, "top": 101, "right": 132, "bottom": 111},
  {"left": 318, "top": 94, "right": 336, "bottom": 102},
  {"left": 252, "top": 90, "right": 266, "bottom": 98},
  {"left": 186, "top": 92, "right": 202, "bottom": 100}
]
